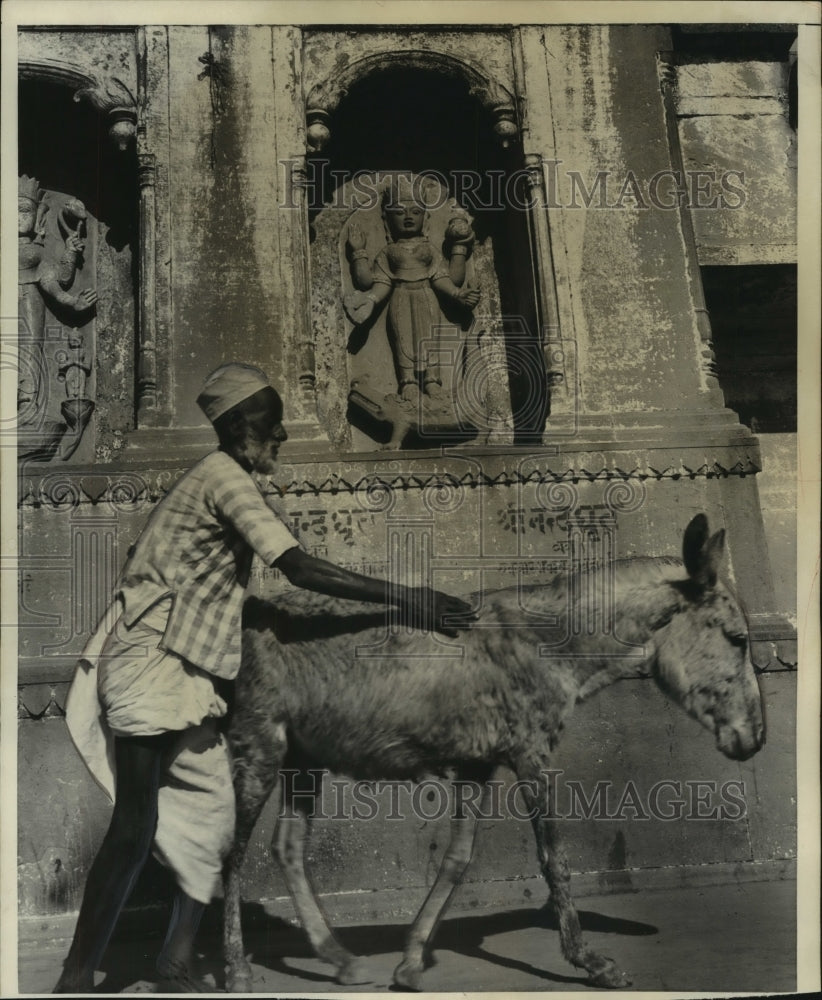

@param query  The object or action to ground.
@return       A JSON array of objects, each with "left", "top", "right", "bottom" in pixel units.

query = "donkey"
[{"left": 222, "top": 514, "right": 764, "bottom": 991}]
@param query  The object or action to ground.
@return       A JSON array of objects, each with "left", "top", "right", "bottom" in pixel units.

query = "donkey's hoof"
[
  {"left": 337, "top": 958, "right": 371, "bottom": 985},
  {"left": 225, "top": 965, "right": 254, "bottom": 994},
  {"left": 392, "top": 961, "right": 424, "bottom": 992},
  {"left": 588, "top": 957, "right": 631, "bottom": 989}
]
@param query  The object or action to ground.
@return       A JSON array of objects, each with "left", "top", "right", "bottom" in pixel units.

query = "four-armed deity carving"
[
  {"left": 18, "top": 175, "right": 98, "bottom": 462},
  {"left": 342, "top": 175, "right": 482, "bottom": 447}
]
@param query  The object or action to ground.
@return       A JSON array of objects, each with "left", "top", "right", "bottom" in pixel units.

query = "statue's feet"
[{"left": 424, "top": 381, "right": 443, "bottom": 399}]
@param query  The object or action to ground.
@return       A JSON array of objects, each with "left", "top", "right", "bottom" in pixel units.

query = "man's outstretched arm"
[{"left": 273, "top": 547, "right": 475, "bottom": 637}]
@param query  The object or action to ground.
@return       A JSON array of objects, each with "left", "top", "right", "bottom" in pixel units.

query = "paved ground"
[{"left": 19, "top": 878, "right": 795, "bottom": 994}]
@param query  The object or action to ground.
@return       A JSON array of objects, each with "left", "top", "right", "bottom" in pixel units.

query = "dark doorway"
[{"left": 702, "top": 264, "right": 797, "bottom": 433}]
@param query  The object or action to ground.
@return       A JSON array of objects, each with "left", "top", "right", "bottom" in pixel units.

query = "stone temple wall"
[{"left": 15, "top": 22, "right": 797, "bottom": 921}]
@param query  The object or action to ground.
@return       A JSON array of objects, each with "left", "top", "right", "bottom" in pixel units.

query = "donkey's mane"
[
  {"left": 534, "top": 554, "right": 685, "bottom": 597},
  {"left": 609, "top": 555, "right": 684, "bottom": 583}
]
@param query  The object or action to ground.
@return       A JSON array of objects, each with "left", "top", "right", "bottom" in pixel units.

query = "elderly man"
[{"left": 54, "top": 363, "right": 473, "bottom": 993}]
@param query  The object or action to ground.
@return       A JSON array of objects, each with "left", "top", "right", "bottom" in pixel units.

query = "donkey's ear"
[
  {"left": 702, "top": 529, "right": 726, "bottom": 587},
  {"left": 683, "top": 514, "right": 725, "bottom": 588},
  {"left": 683, "top": 514, "right": 710, "bottom": 578}
]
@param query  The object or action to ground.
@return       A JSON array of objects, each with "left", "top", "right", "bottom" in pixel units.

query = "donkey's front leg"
[
  {"left": 394, "top": 771, "right": 491, "bottom": 991},
  {"left": 521, "top": 766, "right": 631, "bottom": 988}
]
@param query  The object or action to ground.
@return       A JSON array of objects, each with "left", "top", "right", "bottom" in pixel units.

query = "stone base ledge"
[
  {"left": 117, "top": 407, "right": 756, "bottom": 462},
  {"left": 16, "top": 409, "right": 760, "bottom": 481},
  {"left": 17, "top": 857, "right": 796, "bottom": 946}
]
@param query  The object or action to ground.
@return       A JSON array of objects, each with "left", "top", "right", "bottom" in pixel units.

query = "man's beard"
[{"left": 237, "top": 431, "right": 279, "bottom": 475}]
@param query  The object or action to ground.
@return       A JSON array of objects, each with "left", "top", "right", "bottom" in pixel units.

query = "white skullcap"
[{"left": 196, "top": 363, "right": 272, "bottom": 422}]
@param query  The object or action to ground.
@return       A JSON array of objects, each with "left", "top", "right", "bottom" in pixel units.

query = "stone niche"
[
  {"left": 17, "top": 31, "right": 138, "bottom": 467},
  {"left": 301, "top": 33, "right": 549, "bottom": 451}
]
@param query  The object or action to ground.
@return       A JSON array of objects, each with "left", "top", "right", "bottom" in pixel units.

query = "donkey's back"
[{"left": 238, "top": 582, "right": 577, "bottom": 780}]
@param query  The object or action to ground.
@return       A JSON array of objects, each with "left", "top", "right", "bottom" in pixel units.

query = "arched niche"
[
  {"left": 304, "top": 50, "right": 519, "bottom": 154},
  {"left": 305, "top": 58, "right": 550, "bottom": 451},
  {"left": 18, "top": 72, "right": 138, "bottom": 465}
]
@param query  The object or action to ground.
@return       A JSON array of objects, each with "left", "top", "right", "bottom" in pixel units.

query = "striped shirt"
[{"left": 118, "top": 450, "right": 299, "bottom": 679}]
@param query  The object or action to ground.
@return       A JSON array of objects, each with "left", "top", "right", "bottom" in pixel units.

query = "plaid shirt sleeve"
[{"left": 209, "top": 458, "right": 300, "bottom": 566}]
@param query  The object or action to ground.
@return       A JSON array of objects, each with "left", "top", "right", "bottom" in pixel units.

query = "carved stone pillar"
[
  {"left": 272, "top": 26, "right": 324, "bottom": 438},
  {"left": 136, "top": 151, "right": 158, "bottom": 414},
  {"left": 513, "top": 30, "right": 573, "bottom": 434},
  {"left": 657, "top": 53, "right": 724, "bottom": 406},
  {"left": 522, "top": 153, "right": 569, "bottom": 417},
  {"left": 134, "top": 25, "right": 173, "bottom": 428}
]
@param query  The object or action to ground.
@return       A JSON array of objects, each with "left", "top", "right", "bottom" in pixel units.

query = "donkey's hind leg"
[
  {"left": 519, "top": 763, "right": 631, "bottom": 988},
  {"left": 223, "top": 721, "right": 287, "bottom": 993},
  {"left": 393, "top": 769, "right": 492, "bottom": 992},
  {"left": 273, "top": 768, "right": 370, "bottom": 985}
]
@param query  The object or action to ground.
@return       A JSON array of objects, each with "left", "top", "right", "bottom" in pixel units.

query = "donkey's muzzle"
[{"left": 718, "top": 719, "right": 765, "bottom": 761}]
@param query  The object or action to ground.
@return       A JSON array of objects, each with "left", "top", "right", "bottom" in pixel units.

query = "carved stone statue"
[
  {"left": 18, "top": 176, "right": 98, "bottom": 461},
  {"left": 309, "top": 170, "right": 514, "bottom": 451},
  {"left": 344, "top": 175, "right": 479, "bottom": 403}
]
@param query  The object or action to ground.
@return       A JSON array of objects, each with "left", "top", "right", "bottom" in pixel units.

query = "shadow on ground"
[{"left": 114, "top": 900, "right": 658, "bottom": 992}]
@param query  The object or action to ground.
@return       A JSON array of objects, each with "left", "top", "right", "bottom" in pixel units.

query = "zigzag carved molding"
[{"left": 17, "top": 458, "right": 764, "bottom": 510}]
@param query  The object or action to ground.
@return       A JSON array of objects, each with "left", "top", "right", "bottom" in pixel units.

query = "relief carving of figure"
[
  {"left": 344, "top": 176, "right": 479, "bottom": 405},
  {"left": 56, "top": 333, "right": 92, "bottom": 401},
  {"left": 18, "top": 175, "right": 98, "bottom": 460}
]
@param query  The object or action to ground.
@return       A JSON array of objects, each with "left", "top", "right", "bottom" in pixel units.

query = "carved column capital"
[
  {"left": 468, "top": 75, "right": 519, "bottom": 149},
  {"left": 73, "top": 76, "right": 137, "bottom": 152},
  {"left": 523, "top": 152, "right": 546, "bottom": 191},
  {"left": 489, "top": 104, "right": 519, "bottom": 149},
  {"left": 305, "top": 108, "right": 331, "bottom": 153}
]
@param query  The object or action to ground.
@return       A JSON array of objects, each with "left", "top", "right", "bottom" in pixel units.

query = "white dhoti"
[{"left": 65, "top": 600, "right": 236, "bottom": 905}]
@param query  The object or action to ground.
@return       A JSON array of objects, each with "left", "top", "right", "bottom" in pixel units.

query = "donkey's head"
[{"left": 652, "top": 515, "right": 765, "bottom": 761}]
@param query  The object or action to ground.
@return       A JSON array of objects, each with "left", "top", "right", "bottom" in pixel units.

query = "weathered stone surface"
[
  {"left": 18, "top": 30, "right": 136, "bottom": 91},
  {"left": 17, "top": 180, "right": 100, "bottom": 463},
  {"left": 541, "top": 25, "right": 715, "bottom": 415},
  {"left": 675, "top": 60, "right": 790, "bottom": 110},
  {"left": 756, "top": 434, "right": 797, "bottom": 625},
  {"left": 15, "top": 24, "right": 798, "bottom": 928},
  {"left": 678, "top": 115, "right": 796, "bottom": 262},
  {"left": 674, "top": 61, "right": 796, "bottom": 263},
  {"left": 16, "top": 448, "right": 783, "bottom": 685},
  {"left": 301, "top": 29, "right": 516, "bottom": 121}
]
